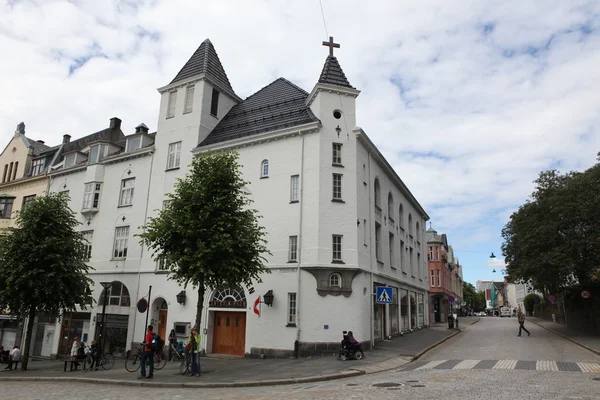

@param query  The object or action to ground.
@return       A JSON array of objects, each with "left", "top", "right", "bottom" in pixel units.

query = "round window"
[{"left": 333, "top": 110, "right": 342, "bottom": 119}]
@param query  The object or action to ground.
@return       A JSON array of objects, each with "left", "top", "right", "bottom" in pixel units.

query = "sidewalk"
[
  {"left": 529, "top": 317, "right": 600, "bottom": 356},
  {"left": 0, "top": 322, "right": 468, "bottom": 388}
]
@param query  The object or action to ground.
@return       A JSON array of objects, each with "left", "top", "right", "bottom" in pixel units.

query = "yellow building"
[{"left": 0, "top": 123, "right": 61, "bottom": 233}]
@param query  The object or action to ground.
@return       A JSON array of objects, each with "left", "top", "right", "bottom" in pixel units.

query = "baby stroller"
[{"left": 337, "top": 331, "right": 363, "bottom": 361}]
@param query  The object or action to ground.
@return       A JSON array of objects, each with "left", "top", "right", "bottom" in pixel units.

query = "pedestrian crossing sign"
[{"left": 376, "top": 287, "right": 393, "bottom": 304}]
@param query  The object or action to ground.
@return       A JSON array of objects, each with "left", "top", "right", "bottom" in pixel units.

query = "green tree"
[
  {"left": 463, "top": 282, "right": 486, "bottom": 312},
  {"left": 0, "top": 193, "right": 94, "bottom": 370},
  {"left": 502, "top": 155, "right": 600, "bottom": 292},
  {"left": 524, "top": 293, "right": 542, "bottom": 313},
  {"left": 139, "top": 151, "right": 271, "bottom": 329}
]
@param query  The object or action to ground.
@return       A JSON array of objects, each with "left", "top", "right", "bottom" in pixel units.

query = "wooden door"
[
  {"left": 158, "top": 310, "right": 168, "bottom": 341},
  {"left": 213, "top": 312, "right": 246, "bottom": 356}
]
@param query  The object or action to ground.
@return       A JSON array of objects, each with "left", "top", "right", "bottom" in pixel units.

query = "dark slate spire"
[
  {"left": 318, "top": 55, "right": 354, "bottom": 89},
  {"left": 170, "top": 39, "right": 236, "bottom": 96}
]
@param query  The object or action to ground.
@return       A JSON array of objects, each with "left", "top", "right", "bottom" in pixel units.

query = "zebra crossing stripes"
[{"left": 400, "top": 360, "right": 600, "bottom": 373}]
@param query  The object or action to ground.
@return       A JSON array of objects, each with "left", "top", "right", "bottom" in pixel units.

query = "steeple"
[
  {"left": 169, "top": 39, "right": 238, "bottom": 99},
  {"left": 317, "top": 36, "right": 354, "bottom": 88}
]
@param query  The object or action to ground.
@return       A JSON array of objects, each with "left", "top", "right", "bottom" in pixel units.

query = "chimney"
[
  {"left": 109, "top": 117, "right": 122, "bottom": 129},
  {"left": 16, "top": 122, "right": 25, "bottom": 135},
  {"left": 63, "top": 134, "right": 71, "bottom": 144},
  {"left": 37, "top": 140, "right": 45, "bottom": 145},
  {"left": 135, "top": 123, "right": 149, "bottom": 134}
]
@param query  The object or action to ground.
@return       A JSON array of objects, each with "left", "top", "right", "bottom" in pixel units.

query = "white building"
[{"left": 43, "top": 38, "right": 429, "bottom": 358}]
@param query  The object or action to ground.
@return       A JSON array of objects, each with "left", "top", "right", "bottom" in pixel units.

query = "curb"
[
  {"left": 529, "top": 320, "right": 600, "bottom": 357},
  {"left": 413, "top": 329, "right": 461, "bottom": 360},
  {"left": 0, "top": 369, "right": 365, "bottom": 388},
  {"left": 470, "top": 317, "right": 481, "bottom": 325}
]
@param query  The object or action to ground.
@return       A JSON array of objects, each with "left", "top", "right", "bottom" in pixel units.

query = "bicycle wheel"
[
  {"left": 154, "top": 354, "right": 167, "bottom": 370},
  {"left": 125, "top": 354, "right": 141, "bottom": 373},
  {"left": 101, "top": 353, "right": 115, "bottom": 370},
  {"left": 81, "top": 356, "right": 92, "bottom": 373},
  {"left": 179, "top": 355, "right": 190, "bottom": 375}
]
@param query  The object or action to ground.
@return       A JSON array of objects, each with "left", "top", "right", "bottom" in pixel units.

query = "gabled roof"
[
  {"left": 198, "top": 78, "right": 319, "bottom": 147},
  {"left": 318, "top": 56, "right": 354, "bottom": 88},
  {"left": 29, "top": 139, "right": 51, "bottom": 156},
  {"left": 170, "top": 39, "right": 237, "bottom": 98},
  {"left": 425, "top": 227, "right": 442, "bottom": 243},
  {"left": 61, "top": 128, "right": 124, "bottom": 155}
]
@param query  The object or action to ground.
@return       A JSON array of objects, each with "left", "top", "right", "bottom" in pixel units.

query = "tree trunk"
[
  {"left": 20, "top": 306, "right": 36, "bottom": 371},
  {"left": 194, "top": 282, "right": 205, "bottom": 330}
]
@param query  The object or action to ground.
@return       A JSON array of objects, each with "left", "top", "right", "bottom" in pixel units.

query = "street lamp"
[{"left": 99, "top": 281, "right": 113, "bottom": 354}]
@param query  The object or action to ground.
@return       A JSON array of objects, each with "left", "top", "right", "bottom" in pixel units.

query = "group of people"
[
  {"left": 1, "top": 345, "right": 21, "bottom": 370},
  {"left": 69, "top": 336, "right": 102, "bottom": 371}
]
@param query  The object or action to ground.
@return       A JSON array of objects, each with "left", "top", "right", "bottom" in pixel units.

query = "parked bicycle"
[
  {"left": 168, "top": 342, "right": 185, "bottom": 362},
  {"left": 125, "top": 344, "right": 167, "bottom": 372},
  {"left": 179, "top": 350, "right": 192, "bottom": 375},
  {"left": 81, "top": 346, "right": 115, "bottom": 372}
]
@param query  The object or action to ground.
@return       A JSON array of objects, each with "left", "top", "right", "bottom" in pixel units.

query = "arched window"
[
  {"left": 374, "top": 179, "right": 381, "bottom": 209},
  {"left": 398, "top": 204, "right": 404, "bottom": 229},
  {"left": 98, "top": 281, "right": 131, "bottom": 307},
  {"left": 329, "top": 273, "right": 342, "bottom": 288},
  {"left": 261, "top": 160, "right": 269, "bottom": 178},
  {"left": 388, "top": 192, "right": 394, "bottom": 220},
  {"left": 408, "top": 213, "right": 413, "bottom": 236}
]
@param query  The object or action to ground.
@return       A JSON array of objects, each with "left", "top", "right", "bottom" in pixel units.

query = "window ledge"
[
  {"left": 117, "top": 204, "right": 133, "bottom": 208},
  {"left": 331, "top": 198, "right": 345, "bottom": 203},
  {"left": 364, "top": 243, "right": 368, "bottom": 247},
  {"left": 0, "top": 217, "right": 11, "bottom": 219},
  {"left": 166, "top": 116, "right": 174, "bottom": 120},
  {"left": 391, "top": 266, "right": 397, "bottom": 270},
  {"left": 260, "top": 176, "right": 269, "bottom": 179},
  {"left": 363, "top": 182, "right": 367, "bottom": 187},
  {"left": 377, "top": 260, "right": 384, "bottom": 267},
  {"left": 183, "top": 111, "right": 192, "bottom": 115},
  {"left": 332, "top": 260, "right": 345, "bottom": 264},
  {"left": 411, "top": 275, "right": 416, "bottom": 279},
  {"left": 165, "top": 167, "right": 181, "bottom": 172},
  {"left": 210, "top": 113, "right": 219, "bottom": 119},
  {"left": 286, "top": 323, "right": 297, "bottom": 328},
  {"left": 290, "top": 200, "right": 299, "bottom": 204},
  {"left": 111, "top": 258, "right": 127, "bottom": 261},
  {"left": 332, "top": 163, "right": 344, "bottom": 168},
  {"left": 155, "top": 270, "right": 169, "bottom": 274},
  {"left": 402, "top": 271, "right": 408, "bottom": 275},
  {"left": 287, "top": 260, "right": 298, "bottom": 264}
]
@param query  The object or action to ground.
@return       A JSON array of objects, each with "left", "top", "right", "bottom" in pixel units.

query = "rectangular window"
[
  {"left": 2, "top": 164, "right": 7, "bottom": 183},
  {"left": 210, "top": 88, "right": 220, "bottom": 116},
  {"left": 410, "top": 247, "right": 414, "bottom": 276},
  {"left": 332, "top": 143, "right": 342, "bottom": 165},
  {"left": 83, "top": 183, "right": 102, "bottom": 209},
  {"left": 31, "top": 158, "right": 45, "bottom": 176},
  {"left": 22, "top": 195, "right": 36, "bottom": 210},
  {"left": 332, "top": 234, "right": 343, "bottom": 261},
  {"left": 375, "top": 223, "right": 382, "bottom": 260},
  {"left": 89, "top": 144, "right": 108, "bottom": 164},
  {"left": 0, "top": 197, "right": 14, "bottom": 218},
  {"left": 167, "top": 91, "right": 177, "bottom": 118},
  {"left": 332, "top": 173, "right": 342, "bottom": 200},
  {"left": 431, "top": 270, "right": 435, "bottom": 287},
  {"left": 113, "top": 226, "right": 129, "bottom": 259},
  {"left": 288, "top": 235, "right": 298, "bottom": 262},
  {"left": 417, "top": 252, "right": 421, "bottom": 278},
  {"left": 287, "top": 293, "right": 297, "bottom": 325},
  {"left": 82, "top": 231, "right": 93, "bottom": 259},
  {"left": 157, "top": 255, "right": 169, "bottom": 271},
  {"left": 437, "top": 270, "right": 441, "bottom": 287},
  {"left": 119, "top": 178, "right": 135, "bottom": 206},
  {"left": 400, "top": 240, "right": 405, "bottom": 271},
  {"left": 167, "top": 142, "right": 182, "bottom": 169},
  {"left": 435, "top": 246, "right": 440, "bottom": 261},
  {"left": 429, "top": 246, "right": 433, "bottom": 261},
  {"left": 290, "top": 175, "right": 299, "bottom": 202},
  {"left": 162, "top": 199, "right": 171, "bottom": 210},
  {"left": 126, "top": 137, "right": 141, "bottom": 152},
  {"left": 389, "top": 232, "right": 395, "bottom": 268},
  {"left": 363, "top": 219, "right": 367, "bottom": 245},
  {"left": 64, "top": 154, "right": 76, "bottom": 168},
  {"left": 362, "top": 164, "right": 367, "bottom": 183},
  {"left": 184, "top": 85, "right": 195, "bottom": 114}
]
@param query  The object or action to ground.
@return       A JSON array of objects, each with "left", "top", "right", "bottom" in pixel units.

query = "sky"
[{"left": 1, "top": 0, "right": 599, "bottom": 286}]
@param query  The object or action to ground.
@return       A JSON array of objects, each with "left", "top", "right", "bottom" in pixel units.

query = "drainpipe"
[
  {"left": 367, "top": 148, "right": 374, "bottom": 349},
  {"left": 131, "top": 149, "right": 155, "bottom": 348},
  {"left": 295, "top": 132, "right": 306, "bottom": 357}
]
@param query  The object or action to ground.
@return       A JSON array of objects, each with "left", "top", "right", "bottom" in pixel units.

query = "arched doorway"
[
  {"left": 151, "top": 298, "right": 168, "bottom": 341},
  {"left": 94, "top": 281, "right": 131, "bottom": 356},
  {"left": 209, "top": 286, "right": 247, "bottom": 356}
]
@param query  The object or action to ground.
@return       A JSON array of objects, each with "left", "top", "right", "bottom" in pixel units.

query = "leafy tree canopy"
[
  {"left": 463, "top": 282, "right": 486, "bottom": 312},
  {"left": 139, "top": 151, "right": 271, "bottom": 329},
  {"left": 0, "top": 193, "right": 94, "bottom": 369},
  {"left": 502, "top": 155, "right": 600, "bottom": 293}
]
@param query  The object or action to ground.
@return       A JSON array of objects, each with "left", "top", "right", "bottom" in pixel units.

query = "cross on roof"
[{"left": 322, "top": 36, "right": 340, "bottom": 57}]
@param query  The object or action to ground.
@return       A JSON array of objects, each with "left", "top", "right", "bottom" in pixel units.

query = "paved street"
[{"left": 2, "top": 317, "right": 600, "bottom": 399}]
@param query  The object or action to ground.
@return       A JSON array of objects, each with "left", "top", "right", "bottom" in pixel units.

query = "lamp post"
[{"left": 99, "top": 281, "right": 113, "bottom": 354}]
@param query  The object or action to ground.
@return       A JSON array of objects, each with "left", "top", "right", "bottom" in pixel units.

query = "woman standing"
[
  {"left": 188, "top": 328, "right": 201, "bottom": 377},
  {"left": 70, "top": 337, "right": 84, "bottom": 370},
  {"left": 168, "top": 329, "right": 177, "bottom": 361}
]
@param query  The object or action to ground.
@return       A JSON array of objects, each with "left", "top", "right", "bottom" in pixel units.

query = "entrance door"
[
  {"left": 213, "top": 312, "right": 246, "bottom": 356},
  {"left": 158, "top": 310, "right": 168, "bottom": 341}
]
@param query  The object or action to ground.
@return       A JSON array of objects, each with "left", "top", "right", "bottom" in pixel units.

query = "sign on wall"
[{"left": 376, "top": 287, "right": 393, "bottom": 304}]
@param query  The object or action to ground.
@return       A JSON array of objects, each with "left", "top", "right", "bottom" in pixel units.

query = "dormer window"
[
  {"left": 126, "top": 136, "right": 141, "bottom": 152},
  {"left": 210, "top": 88, "right": 219, "bottom": 117},
  {"left": 88, "top": 144, "right": 108, "bottom": 165},
  {"left": 167, "top": 91, "right": 177, "bottom": 118},
  {"left": 64, "top": 154, "right": 76, "bottom": 168},
  {"left": 31, "top": 158, "right": 45, "bottom": 176}
]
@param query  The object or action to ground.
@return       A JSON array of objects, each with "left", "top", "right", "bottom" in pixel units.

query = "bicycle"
[
  {"left": 168, "top": 343, "right": 185, "bottom": 362},
  {"left": 179, "top": 350, "right": 191, "bottom": 375},
  {"left": 81, "top": 346, "right": 115, "bottom": 372},
  {"left": 125, "top": 345, "right": 167, "bottom": 373}
]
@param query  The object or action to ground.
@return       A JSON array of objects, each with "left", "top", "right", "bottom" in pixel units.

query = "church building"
[{"left": 42, "top": 37, "right": 430, "bottom": 358}]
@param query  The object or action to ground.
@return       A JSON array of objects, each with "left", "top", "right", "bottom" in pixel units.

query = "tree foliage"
[
  {"left": 138, "top": 151, "right": 271, "bottom": 329},
  {"left": 462, "top": 282, "right": 486, "bottom": 312},
  {"left": 0, "top": 193, "right": 94, "bottom": 370},
  {"left": 524, "top": 293, "right": 543, "bottom": 313},
  {"left": 502, "top": 155, "right": 600, "bottom": 293}
]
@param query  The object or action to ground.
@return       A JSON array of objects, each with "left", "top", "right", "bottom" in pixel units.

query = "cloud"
[{"left": 1, "top": 0, "right": 599, "bottom": 285}]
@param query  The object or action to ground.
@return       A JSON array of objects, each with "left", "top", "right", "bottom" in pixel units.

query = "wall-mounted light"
[
  {"left": 263, "top": 290, "right": 274, "bottom": 307},
  {"left": 335, "top": 125, "right": 341, "bottom": 138},
  {"left": 176, "top": 290, "right": 186, "bottom": 305}
]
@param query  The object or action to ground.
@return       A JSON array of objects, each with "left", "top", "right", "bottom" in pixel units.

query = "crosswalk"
[{"left": 400, "top": 359, "right": 600, "bottom": 373}]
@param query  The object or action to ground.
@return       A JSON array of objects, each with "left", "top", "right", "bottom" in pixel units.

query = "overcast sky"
[{"left": 2, "top": 0, "right": 599, "bottom": 286}]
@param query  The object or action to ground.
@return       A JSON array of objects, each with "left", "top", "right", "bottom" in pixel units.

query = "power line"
[{"left": 318, "top": 0, "right": 329, "bottom": 38}]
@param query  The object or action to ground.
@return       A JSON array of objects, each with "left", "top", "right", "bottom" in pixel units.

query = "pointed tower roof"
[
  {"left": 318, "top": 55, "right": 354, "bottom": 88},
  {"left": 170, "top": 39, "right": 237, "bottom": 98}
]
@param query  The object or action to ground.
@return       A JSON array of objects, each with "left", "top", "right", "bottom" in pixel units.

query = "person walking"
[
  {"left": 5, "top": 346, "right": 21, "bottom": 370},
  {"left": 139, "top": 325, "right": 155, "bottom": 379},
  {"left": 517, "top": 308, "right": 531, "bottom": 337},
  {"left": 188, "top": 327, "right": 201, "bottom": 377}
]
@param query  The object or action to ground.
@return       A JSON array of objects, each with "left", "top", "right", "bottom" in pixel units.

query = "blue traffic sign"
[
  {"left": 376, "top": 287, "right": 393, "bottom": 304},
  {"left": 448, "top": 296, "right": 455, "bottom": 303}
]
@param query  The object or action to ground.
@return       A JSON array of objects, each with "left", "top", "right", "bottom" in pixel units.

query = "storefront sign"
[
  {"left": 105, "top": 314, "right": 129, "bottom": 329},
  {"left": 209, "top": 299, "right": 247, "bottom": 308}
]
